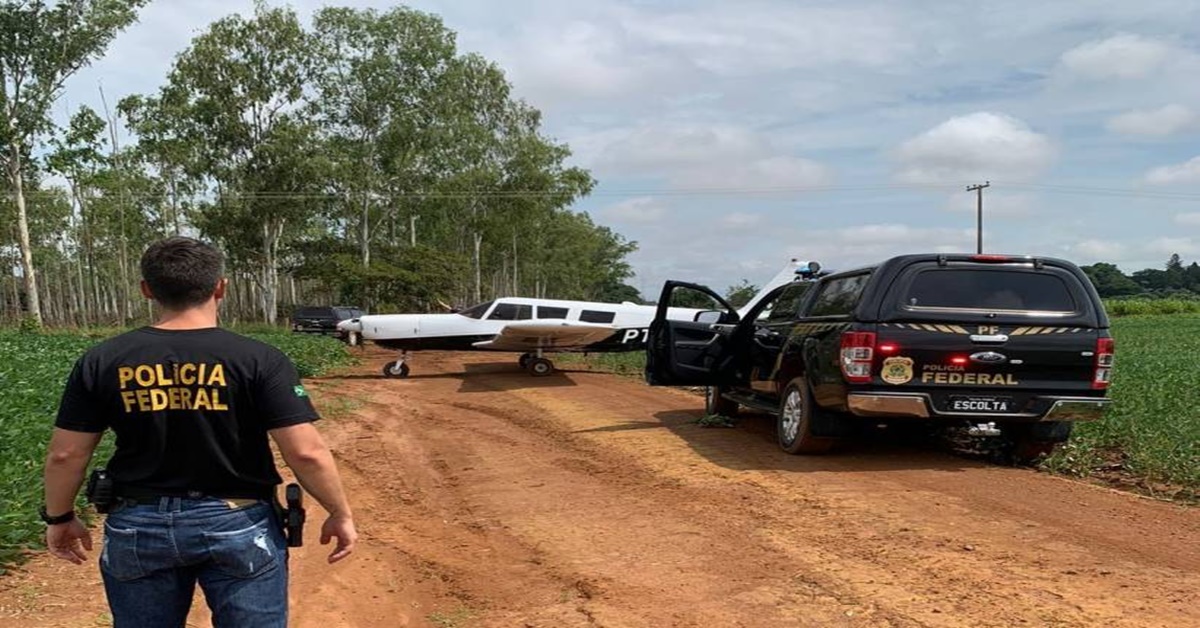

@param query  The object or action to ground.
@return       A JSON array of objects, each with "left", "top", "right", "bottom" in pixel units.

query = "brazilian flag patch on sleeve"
[{"left": 294, "top": 385, "right": 308, "bottom": 398}]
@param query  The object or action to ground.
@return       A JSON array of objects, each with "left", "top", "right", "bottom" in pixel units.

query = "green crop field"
[
  {"left": 0, "top": 328, "right": 354, "bottom": 571},
  {"left": 563, "top": 315, "right": 1200, "bottom": 498},
  {"left": 1104, "top": 299, "right": 1200, "bottom": 317},
  {"left": 1045, "top": 315, "right": 1200, "bottom": 495}
]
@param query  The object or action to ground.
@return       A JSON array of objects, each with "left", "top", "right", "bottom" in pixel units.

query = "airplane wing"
[{"left": 472, "top": 321, "right": 619, "bottom": 351}]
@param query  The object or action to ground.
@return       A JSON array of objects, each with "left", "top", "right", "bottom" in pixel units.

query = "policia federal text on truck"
[{"left": 645, "top": 254, "right": 1113, "bottom": 461}]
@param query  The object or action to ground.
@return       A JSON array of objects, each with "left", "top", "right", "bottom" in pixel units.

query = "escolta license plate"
[{"left": 949, "top": 396, "right": 1013, "bottom": 413}]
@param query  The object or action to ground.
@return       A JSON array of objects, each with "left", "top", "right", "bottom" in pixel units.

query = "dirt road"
[{"left": 2, "top": 348, "right": 1197, "bottom": 627}]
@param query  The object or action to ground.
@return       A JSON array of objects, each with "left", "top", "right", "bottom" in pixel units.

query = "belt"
[{"left": 116, "top": 485, "right": 274, "bottom": 504}]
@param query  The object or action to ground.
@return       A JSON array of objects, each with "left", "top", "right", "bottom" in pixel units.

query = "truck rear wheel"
[
  {"left": 777, "top": 378, "right": 836, "bottom": 454},
  {"left": 1007, "top": 421, "right": 1073, "bottom": 464},
  {"left": 705, "top": 386, "right": 739, "bottom": 417}
]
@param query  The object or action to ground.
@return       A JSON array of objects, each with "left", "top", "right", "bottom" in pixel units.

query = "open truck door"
[{"left": 645, "top": 281, "right": 739, "bottom": 386}]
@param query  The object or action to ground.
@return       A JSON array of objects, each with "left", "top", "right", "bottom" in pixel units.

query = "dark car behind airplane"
[
  {"left": 645, "top": 254, "right": 1113, "bottom": 461},
  {"left": 291, "top": 306, "right": 365, "bottom": 337}
]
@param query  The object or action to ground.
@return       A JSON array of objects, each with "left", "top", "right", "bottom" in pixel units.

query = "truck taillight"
[
  {"left": 1093, "top": 337, "right": 1114, "bottom": 390},
  {"left": 840, "top": 331, "right": 876, "bottom": 384}
]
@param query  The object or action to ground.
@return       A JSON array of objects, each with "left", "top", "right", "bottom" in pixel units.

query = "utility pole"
[{"left": 967, "top": 181, "right": 991, "bottom": 254}]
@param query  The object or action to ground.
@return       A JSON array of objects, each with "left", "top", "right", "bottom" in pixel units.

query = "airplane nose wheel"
[
  {"left": 382, "top": 352, "right": 410, "bottom": 378},
  {"left": 382, "top": 361, "right": 410, "bottom": 378},
  {"left": 526, "top": 357, "right": 555, "bottom": 377}
]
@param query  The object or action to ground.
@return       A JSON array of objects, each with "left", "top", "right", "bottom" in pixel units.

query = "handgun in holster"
[
  {"left": 85, "top": 468, "right": 115, "bottom": 513},
  {"left": 283, "top": 483, "right": 306, "bottom": 547}
]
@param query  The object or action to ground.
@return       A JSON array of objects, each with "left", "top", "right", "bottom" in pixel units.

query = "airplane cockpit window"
[
  {"left": 537, "top": 306, "right": 569, "bottom": 319},
  {"left": 488, "top": 303, "right": 533, "bottom": 320},
  {"left": 458, "top": 301, "right": 494, "bottom": 319},
  {"left": 580, "top": 310, "right": 616, "bottom": 324}
]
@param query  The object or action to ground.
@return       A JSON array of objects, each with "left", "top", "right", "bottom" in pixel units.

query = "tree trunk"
[
  {"left": 512, "top": 232, "right": 519, "bottom": 295},
  {"left": 473, "top": 231, "right": 483, "bottom": 304},
  {"left": 7, "top": 146, "right": 42, "bottom": 324},
  {"left": 75, "top": 231, "right": 88, "bottom": 325},
  {"left": 168, "top": 175, "right": 182, "bottom": 235},
  {"left": 117, "top": 219, "right": 131, "bottom": 323},
  {"left": 360, "top": 195, "right": 370, "bottom": 267},
  {"left": 260, "top": 219, "right": 284, "bottom": 325},
  {"left": 12, "top": 266, "right": 22, "bottom": 320}
]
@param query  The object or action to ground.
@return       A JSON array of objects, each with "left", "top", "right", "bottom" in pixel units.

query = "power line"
[
  {"left": 10, "top": 181, "right": 1200, "bottom": 201},
  {"left": 14, "top": 182, "right": 964, "bottom": 200},
  {"left": 1000, "top": 182, "right": 1200, "bottom": 200}
]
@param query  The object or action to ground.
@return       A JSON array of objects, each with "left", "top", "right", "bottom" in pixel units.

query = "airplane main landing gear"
[
  {"left": 382, "top": 351, "right": 411, "bottom": 378},
  {"left": 518, "top": 351, "right": 555, "bottom": 376},
  {"left": 526, "top": 357, "right": 554, "bottom": 377}
]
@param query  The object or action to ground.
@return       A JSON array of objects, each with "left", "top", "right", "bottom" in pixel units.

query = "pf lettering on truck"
[{"left": 645, "top": 253, "right": 1113, "bottom": 463}]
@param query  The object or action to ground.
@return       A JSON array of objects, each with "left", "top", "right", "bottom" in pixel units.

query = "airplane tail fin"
[{"left": 736, "top": 259, "right": 820, "bottom": 316}]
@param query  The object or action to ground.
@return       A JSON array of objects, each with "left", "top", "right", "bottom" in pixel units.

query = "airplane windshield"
[{"left": 457, "top": 300, "right": 494, "bottom": 319}]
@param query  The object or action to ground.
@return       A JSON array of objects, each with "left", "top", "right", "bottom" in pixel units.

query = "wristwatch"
[{"left": 39, "top": 506, "right": 76, "bottom": 525}]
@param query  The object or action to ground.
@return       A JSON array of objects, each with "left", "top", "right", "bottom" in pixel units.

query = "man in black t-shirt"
[{"left": 42, "top": 237, "right": 357, "bottom": 628}]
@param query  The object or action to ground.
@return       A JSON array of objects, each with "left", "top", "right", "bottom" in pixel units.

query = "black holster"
[
  {"left": 85, "top": 468, "right": 115, "bottom": 514},
  {"left": 281, "top": 483, "right": 305, "bottom": 547}
]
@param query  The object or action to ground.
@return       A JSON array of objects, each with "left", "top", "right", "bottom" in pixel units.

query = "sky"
[{"left": 58, "top": 0, "right": 1200, "bottom": 298}]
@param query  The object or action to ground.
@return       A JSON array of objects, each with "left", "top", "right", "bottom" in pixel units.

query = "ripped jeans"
[{"left": 100, "top": 497, "right": 288, "bottom": 628}]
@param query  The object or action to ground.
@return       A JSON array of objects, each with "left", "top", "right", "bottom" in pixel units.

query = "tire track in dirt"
[{"left": 314, "top": 350, "right": 1197, "bottom": 627}]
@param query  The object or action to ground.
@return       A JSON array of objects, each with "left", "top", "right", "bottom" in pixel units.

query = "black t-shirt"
[{"left": 55, "top": 327, "right": 319, "bottom": 497}]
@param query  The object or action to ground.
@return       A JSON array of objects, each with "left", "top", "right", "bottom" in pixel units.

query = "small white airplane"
[{"left": 339, "top": 260, "right": 822, "bottom": 378}]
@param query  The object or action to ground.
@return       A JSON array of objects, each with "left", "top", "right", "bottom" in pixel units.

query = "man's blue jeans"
[{"left": 100, "top": 497, "right": 288, "bottom": 628}]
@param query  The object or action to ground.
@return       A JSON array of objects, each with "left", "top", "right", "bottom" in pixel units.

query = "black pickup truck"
[{"left": 645, "top": 254, "right": 1113, "bottom": 460}]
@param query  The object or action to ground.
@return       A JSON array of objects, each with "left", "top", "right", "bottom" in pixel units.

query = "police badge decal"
[{"left": 881, "top": 357, "right": 914, "bottom": 385}]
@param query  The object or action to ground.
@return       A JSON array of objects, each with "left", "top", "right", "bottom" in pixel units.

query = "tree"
[
  {"left": 0, "top": 0, "right": 149, "bottom": 324},
  {"left": 312, "top": 6, "right": 456, "bottom": 267},
  {"left": 725, "top": 280, "right": 760, "bottom": 308},
  {"left": 152, "top": 4, "right": 317, "bottom": 324},
  {"left": 46, "top": 106, "right": 108, "bottom": 323},
  {"left": 1131, "top": 268, "right": 1169, "bottom": 292},
  {"left": 118, "top": 91, "right": 204, "bottom": 236},
  {"left": 1081, "top": 263, "right": 1140, "bottom": 297},
  {"left": 1165, "top": 253, "right": 1186, "bottom": 290}
]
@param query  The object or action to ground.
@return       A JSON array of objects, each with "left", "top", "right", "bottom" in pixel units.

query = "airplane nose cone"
[{"left": 338, "top": 318, "right": 362, "bottom": 332}]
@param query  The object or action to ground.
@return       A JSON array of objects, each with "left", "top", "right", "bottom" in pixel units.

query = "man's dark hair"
[{"left": 140, "top": 237, "right": 224, "bottom": 309}]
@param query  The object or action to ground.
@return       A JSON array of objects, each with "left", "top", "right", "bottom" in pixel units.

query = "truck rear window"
[{"left": 902, "top": 269, "right": 1077, "bottom": 313}]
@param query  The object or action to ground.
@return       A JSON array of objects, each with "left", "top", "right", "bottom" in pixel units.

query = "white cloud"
[
  {"left": 1175, "top": 213, "right": 1200, "bottom": 226},
  {"left": 588, "top": 124, "right": 832, "bottom": 190},
  {"left": 1147, "top": 237, "right": 1200, "bottom": 256},
  {"left": 599, "top": 197, "right": 667, "bottom": 224},
  {"left": 595, "top": 125, "right": 765, "bottom": 171},
  {"left": 756, "top": 225, "right": 979, "bottom": 277},
  {"left": 670, "top": 155, "right": 833, "bottom": 190},
  {"left": 720, "top": 212, "right": 764, "bottom": 230},
  {"left": 619, "top": 5, "right": 916, "bottom": 75},
  {"left": 893, "top": 112, "right": 1057, "bottom": 184},
  {"left": 1144, "top": 156, "right": 1200, "bottom": 185},
  {"left": 624, "top": 219, "right": 980, "bottom": 297},
  {"left": 1107, "top": 104, "right": 1199, "bottom": 137},
  {"left": 1069, "top": 239, "right": 1130, "bottom": 260},
  {"left": 1059, "top": 34, "right": 1173, "bottom": 80}
]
